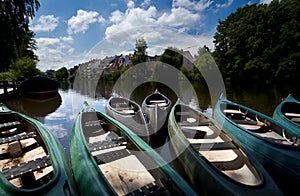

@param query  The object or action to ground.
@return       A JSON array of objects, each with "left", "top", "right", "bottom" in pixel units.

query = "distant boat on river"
[{"left": 18, "top": 76, "right": 60, "bottom": 99}]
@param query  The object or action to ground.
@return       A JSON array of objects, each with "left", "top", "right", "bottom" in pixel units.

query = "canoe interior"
[
  {"left": 145, "top": 92, "right": 170, "bottom": 108},
  {"left": 221, "top": 103, "right": 300, "bottom": 146},
  {"left": 109, "top": 97, "right": 139, "bottom": 115},
  {"left": 81, "top": 111, "right": 181, "bottom": 195},
  {"left": 107, "top": 97, "right": 150, "bottom": 143},
  {"left": 174, "top": 104, "right": 262, "bottom": 186},
  {"left": 281, "top": 102, "right": 300, "bottom": 124},
  {"left": 0, "top": 112, "right": 54, "bottom": 189}
]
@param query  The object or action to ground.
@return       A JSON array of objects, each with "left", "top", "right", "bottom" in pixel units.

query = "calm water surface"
[{"left": 4, "top": 81, "right": 300, "bottom": 158}]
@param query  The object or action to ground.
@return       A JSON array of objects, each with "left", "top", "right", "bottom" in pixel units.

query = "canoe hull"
[
  {"left": 105, "top": 96, "right": 150, "bottom": 143},
  {"left": 214, "top": 95, "right": 300, "bottom": 195},
  {"left": 142, "top": 89, "right": 171, "bottom": 135},
  {"left": 273, "top": 94, "right": 300, "bottom": 137}
]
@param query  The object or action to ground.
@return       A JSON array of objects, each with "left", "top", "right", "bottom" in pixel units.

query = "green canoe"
[
  {"left": 70, "top": 101, "right": 197, "bottom": 196},
  {"left": 214, "top": 94, "right": 300, "bottom": 195},
  {"left": 0, "top": 103, "right": 77, "bottom": 195},
  {"left": 273, "top": 94, "right": 300, "bottom": 137},
  {"left": 168, "top": 99, "right": 282, "bottom": 195}
]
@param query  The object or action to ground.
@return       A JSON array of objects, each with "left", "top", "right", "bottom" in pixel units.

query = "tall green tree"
[
  {"left": 213, "top": 0, "right": 300, "bottom": 84},
  {"left": 158, "top": 47, "right": 183, "bottom": 70},
  {"left": 0, "top": 0, "right": 40, "bottom": 72},
  {"left": 132, "top": 37, "right": 148, "bottom": 65}
]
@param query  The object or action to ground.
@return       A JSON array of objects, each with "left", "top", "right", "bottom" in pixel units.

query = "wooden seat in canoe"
[
  {"left": 88, "top": 140, "right": 126, "bottom": 152},
  {"left": 0, "top": 121, "right": 21, "bottom": 129},
  {"left": 0, "top": 132, "right": 36, "bottom": 145},
  {"left": 2, "top": 155, "right": 51, "bottom": 180},
  {"left": 285, "top": 112, "right": 300, "bottom": 118},
  {"left": 192, "top": 142, "right": 236, "bottom": 151}
]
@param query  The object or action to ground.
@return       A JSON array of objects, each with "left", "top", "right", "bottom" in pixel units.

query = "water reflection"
[
  {"left": 3, "top": 79, "right": 300, "bottom": 158},
  {"left": 4, "top": 93, "right": 62, "bottom": 122}
]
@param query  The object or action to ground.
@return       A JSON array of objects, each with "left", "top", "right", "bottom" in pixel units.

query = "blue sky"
[{"left": 30, "top": 0, "right": 272, "bottom": 71}]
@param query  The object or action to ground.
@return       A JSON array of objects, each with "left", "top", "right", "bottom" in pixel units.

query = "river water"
[{"left": 3, "top": 80, "right": 299, "bottom": 158}]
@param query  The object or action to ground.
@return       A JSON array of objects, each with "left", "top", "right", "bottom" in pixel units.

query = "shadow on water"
[{"left": 4, "top": 93, "right": 62, "bottom": 123}]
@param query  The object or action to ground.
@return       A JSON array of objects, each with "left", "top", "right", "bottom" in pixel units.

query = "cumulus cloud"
[
  {"left": 67, "top": 9, "right": 103, "bottom": 34},
  {"left": 35, "top": 37, "right": 75, "bottom": 71},
  {"left": 157, "top": 7, "right": 199, "bottom": 27},
  {"left": 173, "top": 0, "right": 213, "bottom": 11},
  {"left": 105, "top": 3, "right": 202, "bottom": 46},
  {"left": 31, "top": 15, "right": 59, "bottom": 32}
]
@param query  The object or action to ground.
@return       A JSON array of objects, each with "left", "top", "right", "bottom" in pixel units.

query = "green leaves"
[{"left": 213, "top": 0, "right": 300, "bottom": 84}]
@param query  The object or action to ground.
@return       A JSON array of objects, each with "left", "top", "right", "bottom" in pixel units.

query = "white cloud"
[
  {"left": 31, "top": 15, "right": 59, "bottom": 32},
  {"left": 157, "top": 7, "right": 199, "bottom": 27},
  {"left": 259, "top": 0, "right": 272, "bottom": 4},
  {"left": 109, "top": 10, "right": 124, "bottom": 23},
  {"left": 35, "top": 37, "right": 76, "bottom": 71},
  {"left": 127, "top": 0, "right": 135, "bottom": 9},
  {"left": 173, "top": 0, "right": 213, "bottom": 11},
  {"left": 141, "top": 0, "right": 151, "bottom": 8},
  {"left": 67, "top": 9, "right": 100, "bottom": 34},
  {"left": 216, "top": 0, "right": 234, "bottom": 8}
]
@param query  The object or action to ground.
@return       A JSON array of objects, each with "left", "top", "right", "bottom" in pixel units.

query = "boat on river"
[
  {"left": 142, "top": 89, "right": 171, "bottom": 135},
  {"left": 70, "top": 101, "right": 197, "bottom": 196},
  {"left": 105, "top": 96, "right": 150, "bottom": 143},
  {"left": 0, "top": 103, "right": 76, "bottom": 195},
  {"left": 214, "top": 94, "right": 300, "bottom": 195},
  {"left": 168, "top": 99, "right": 281, "bottom": 195},
  {"left": 18, "top": 76, "right": 60, "bottom": 99},
  {"left": 273, "top": 94, "right": 300, "bottom": 137}
]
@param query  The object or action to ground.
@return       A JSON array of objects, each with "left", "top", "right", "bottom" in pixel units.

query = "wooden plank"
[
  {"left": 2, "top": 156, "right": 52, "bottom": 180},
  {"left": 8, "top": 141, "right": 22, "bottom": 158},
  {"left": 223, "top": 109, "right": 243, "bottom": 114},
  {"left": 0, "top": 132, "right": 36, "bottom": 145},
  {"left": 99, "top": 152, "right": 155, "bottom": 195},
  {"left": 150, "top": 100, "right": 165, "bottom": 103},
  {"left": 285, "top": 112, "right": 300, "bottom": 117},
  {"left": 192, "top": 142, "right": 236, "bottom": 151}
]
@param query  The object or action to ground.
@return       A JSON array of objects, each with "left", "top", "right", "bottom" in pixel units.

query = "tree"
[
  {"left": 132, "top": 37, "right": 148, "bottom": 65},
  {"left": 55, "top": 67, "right": 69, "bottom": 81},
  {"left": 158, "top": 47, "right": 183, "bottom": 70},
  {"left": 0, "top": 0, "right": 40, "bottom": 72},
  {"left": 213, "top": 0, "right": 300, "bottom": 84}
]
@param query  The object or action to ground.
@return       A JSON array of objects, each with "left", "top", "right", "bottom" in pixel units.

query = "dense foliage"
[
  {"left": 158, "top": 47, "right": 183, "bottom": 70},
  {"left": 0, "top": 0, "right": 40, "bottom": 74},
  {"left": 213, "top": 0, "right": 300, "bottom": 84},
  {"left": 132, "top": 38, "right": 148, "bottom": 65}
]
